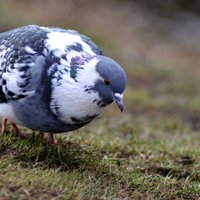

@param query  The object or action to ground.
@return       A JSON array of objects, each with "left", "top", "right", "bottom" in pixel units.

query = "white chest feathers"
[{"left": 49, "top": 58, "right": 103, "bottom": 124}]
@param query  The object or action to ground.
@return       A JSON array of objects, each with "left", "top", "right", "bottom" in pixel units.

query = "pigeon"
[{"left": 0, "top": 25, "right": 127, "bottom": 144}]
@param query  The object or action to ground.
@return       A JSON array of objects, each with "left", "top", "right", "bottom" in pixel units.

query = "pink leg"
[
  {"left": 1, "top": 118, "right": 8, "bottom": 133},
  {"left": 11, "top": 122, "right": 24, "bottom": 137},
  {"left": 48, "top": 133, "right": 57, "bottom": 145}
]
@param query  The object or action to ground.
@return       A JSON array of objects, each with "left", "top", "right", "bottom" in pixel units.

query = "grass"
[
  {"left": 0, "top": 1, "right": 200, "bottom": 199},
  {"left": 1, "top": 64, "right": 200, "bottom": 199}
]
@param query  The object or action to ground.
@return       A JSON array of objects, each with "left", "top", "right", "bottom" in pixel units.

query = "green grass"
[{"left": 1, "top": 65, "right": 200, "bottom": 199}]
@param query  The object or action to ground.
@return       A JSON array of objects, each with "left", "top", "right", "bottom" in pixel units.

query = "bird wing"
[
  {"left": 0, "top": 25, "right": 46, "bottom": 103},
  {"left": 0, "top": 25, "right": 103, "bottom": 103}
]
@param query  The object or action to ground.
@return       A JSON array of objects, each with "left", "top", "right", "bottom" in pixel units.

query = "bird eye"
[{"left": 104, "top": 79, "right": 110, "bottom": 85}]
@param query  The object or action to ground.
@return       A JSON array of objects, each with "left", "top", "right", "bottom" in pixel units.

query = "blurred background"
[{"left": 1, "top": 0, "right": 200, "bottom": 130}]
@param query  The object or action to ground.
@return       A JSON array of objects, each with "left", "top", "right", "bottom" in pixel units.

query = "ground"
[
  {"left": 1, "top": 64, "right": 200, "bottom": 199},
  {"left": 1, "top": 0, "right": 200, "bottom": 199}
]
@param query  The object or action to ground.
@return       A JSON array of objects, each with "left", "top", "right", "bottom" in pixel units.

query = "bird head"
[
  {"left": 49, "top": 54, "right": 127, "bottom": 125},
  {"left": 94, "top": 56, "right": 127, "bottom": 112}
]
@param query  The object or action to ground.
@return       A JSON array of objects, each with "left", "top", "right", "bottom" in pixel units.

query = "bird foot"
[{"left": 48, "top": 133, "right": 57, "bottom": 145}]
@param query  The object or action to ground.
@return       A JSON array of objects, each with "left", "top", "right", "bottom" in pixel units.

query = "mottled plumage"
[{"left": 0, "top": 25, "right": 127, "bottom": 143}]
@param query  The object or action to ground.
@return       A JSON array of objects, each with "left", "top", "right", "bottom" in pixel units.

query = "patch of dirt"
[
  {"left": 153, "top": 166, "right": 192, "bottom": 179},
  {"left": 0, "top": 184, "right": 61, "bottom": 200},
  {"left": 0, "top": 144, "right": 16, "bottom": 158},
  {"left": 138, "top": 152, "right": 198, "bottom": 181},
  {"left": 143, "top": 162, "right": 199, "bottom": 181},
  {"left": 171, "top": 193, "right": 200, "bottom": 200},
  {"left": 176, "top": 156, "right": 196, "bottom": 165}
]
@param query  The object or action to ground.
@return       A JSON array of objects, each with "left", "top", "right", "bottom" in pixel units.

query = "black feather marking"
[
  {"left": 100, "top": 103, "right": 106, "bottom": 107},
  {"left": 17, "top": 80, "right": 30, "bottom": 88},
  {"left": 2, "top": 79, "right": 6, "bottom": 85},
  {"left": 46, "top": 51, "right": 60, "bottom": 67},
  {"left": 61, "top": 54, "right": 67, "bottom": 60},
  {"left": 10, "top": 65, "right": 15, "bottom": 69},
  {"left": 66, "top": 43, "right": 83, "bottom": 52},
  {"left": 7, "top": 90, "right": 15, "bottom": 96},
  {"left": 97, "top": 101, "right": 102, "bottom": 106},
  {"left": 15, "top": 94, "right": 27, "bottom": 100},
  {"left": 18, "top": 66, "right": 30, "bottom": 72},
  {"left": 80, "top": 34, "right": 103, "bottom": 55},
  {"left": 71, "top": 114, "right": 98, "bottom": 123},
  {"left": 20, "top": 74, "right": 27, "bottom": 78},
  {"left": 0, "top": 87, "right": 7, "bottom": 103},
  {"left": 84, "top": 85, "right": 95, "bottom": 94}
]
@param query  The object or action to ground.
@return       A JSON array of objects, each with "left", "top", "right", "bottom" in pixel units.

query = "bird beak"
[{"left": 114, "top": 93, "right": 124, "bottom": 112}]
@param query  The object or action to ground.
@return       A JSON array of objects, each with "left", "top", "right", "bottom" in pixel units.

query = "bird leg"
[
  {"left": 48, "top": 133, "right": 57, "bottom": 145},
  {"left": 1, "top": 118, "right": 24, "bottom": 137},
  {"left": 10, "top": 122, "right": 24, "bottom": 137},
  {"left": 1, "top": 118, "right": 8, "bottom": 133},
  {"left": 2, "top": 119, "right": 56, "bottom": 144}
]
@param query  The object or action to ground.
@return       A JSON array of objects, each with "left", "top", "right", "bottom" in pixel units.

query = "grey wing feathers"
[{"left": 0, "top": 25, "right": 47, "bottom": 103}]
